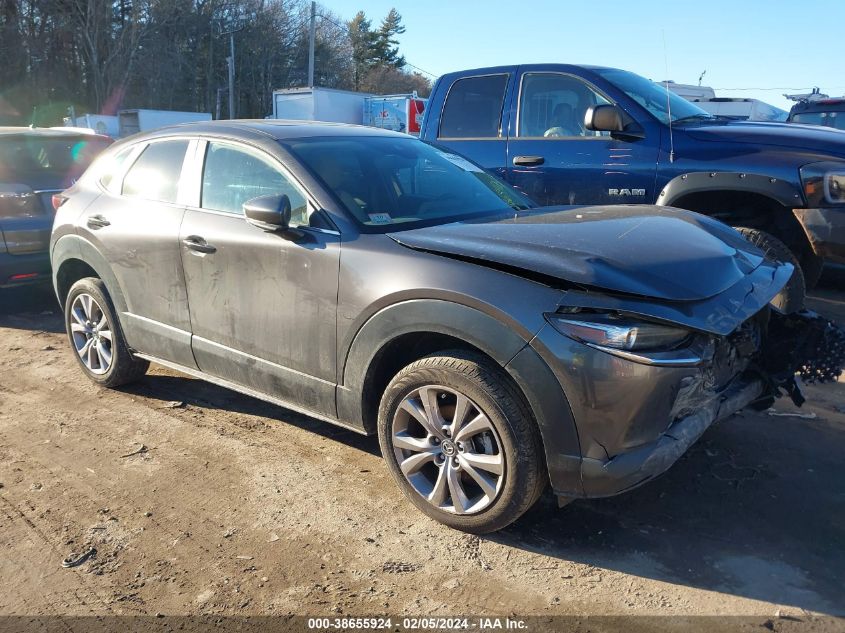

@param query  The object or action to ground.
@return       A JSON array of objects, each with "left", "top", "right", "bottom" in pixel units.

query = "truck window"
[
  {"left": 439, "top": 74, "right": 508, "bottom": 139},
  {"left": 518, "top": 73, "right": 611, "bottom": 138}
]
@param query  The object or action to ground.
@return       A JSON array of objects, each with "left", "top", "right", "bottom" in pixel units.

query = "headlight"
[
  {"left": 546, "top": 313, "right": 691, "bottom": 352},
  {"left": 825, "top": 172, "right": 845, "bottom": 204},
  {"left": 800, "top": 162, "right": 845, "bottom": 206}
]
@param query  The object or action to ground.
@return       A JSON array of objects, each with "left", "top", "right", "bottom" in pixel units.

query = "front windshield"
[
  {"left": 286, "top": 136, "right": 534, "bottom": 229},
  {"left": 593, "top": 68, "right": 714, "bottom": 125}
]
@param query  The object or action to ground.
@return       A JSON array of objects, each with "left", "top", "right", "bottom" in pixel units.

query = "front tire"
[
  {"left": 800, "top": 251, "right": 824, "bottom": 290},
  {"left": 377, "top": 351, "right": 546, "bottom": 533},
  {"left": 64, "top": 277, "right": 149, "bottom": 387},
  {"left": 734, "top": 227, "right": 806, "bottom": 313}
]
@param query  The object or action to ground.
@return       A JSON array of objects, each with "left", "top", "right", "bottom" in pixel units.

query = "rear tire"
[
  {"left": 64, "top": 277, "right": 149, "bottom": 388},
  {"left": 734, "top": 227, "right": 805, "bottom": 313},
  {"left": 377, "top": 350, "right": 546, "bottom": 534}
]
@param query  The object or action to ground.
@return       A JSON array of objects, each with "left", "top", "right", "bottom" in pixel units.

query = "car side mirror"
[
  {"left": 584, "top": 105, "right": 645, "bottom": 139},
  {"left": 243, "top": 194, "right": 291, "bottom": 231}
]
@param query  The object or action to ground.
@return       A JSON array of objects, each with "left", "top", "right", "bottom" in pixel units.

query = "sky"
[{"left": 328, "top": 0, "right": 844, "bottom": 111}]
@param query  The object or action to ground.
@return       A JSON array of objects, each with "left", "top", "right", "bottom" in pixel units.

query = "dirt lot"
[{"left": 0, "top": 273, "right": 844, "bottom": 627}]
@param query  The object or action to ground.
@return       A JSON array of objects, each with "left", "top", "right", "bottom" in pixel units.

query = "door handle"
[
  {"left": 182, "top": 236, "right": 217, "bottom": 254},
  {"left": 86, "top": 214, "right": 111, "bottom": 229},
  {"left": 512, "top": 155, "right": 545, "bottom": 167}
]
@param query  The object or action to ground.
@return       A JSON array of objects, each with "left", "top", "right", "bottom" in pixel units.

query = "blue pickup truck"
[{"left": 420, "top": 64, "right": 845, "bottom": 300}]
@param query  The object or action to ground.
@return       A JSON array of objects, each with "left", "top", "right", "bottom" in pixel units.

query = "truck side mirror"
[
  {"left": 244, "top": 194, "right": 291, "bottom": 231},
  {"left": 585, "top": 105, "right": 645, "bottom": 139},
  {"left": 585, "top": 105, "right": 624, "bottom": 132}
]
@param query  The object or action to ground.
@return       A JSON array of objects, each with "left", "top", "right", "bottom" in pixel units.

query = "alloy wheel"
[
  {"left": 69, "top": 293, "right": 113, "bottom": 375},
  {"left": 391, "top": 385, "right": 505, "bottom": 515}
]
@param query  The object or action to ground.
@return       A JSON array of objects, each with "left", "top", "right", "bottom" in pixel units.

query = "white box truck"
[
  {"left": 665, "top": 82, "right": 786, "bottom": 122},
  {"left": 271, "top": 87, "right": 371, "bottom": 124},
  {"left": 118, "top": 109, "right": 212, "bottom": 137},
  {"left": 689, "top": 98, "right": 787, "bottom": 122}
]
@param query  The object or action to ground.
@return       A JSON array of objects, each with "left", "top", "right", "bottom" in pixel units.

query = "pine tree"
[
  {"left": 348, "top": 11, "right": 379, "bottom": 90},
  {"left": 375, "top": 8, "right": 406, "bottom": 69}
]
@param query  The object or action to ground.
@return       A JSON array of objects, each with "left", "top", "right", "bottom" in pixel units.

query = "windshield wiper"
[{"left": 673, "top": 114, "right": 715, "bottom": 124}]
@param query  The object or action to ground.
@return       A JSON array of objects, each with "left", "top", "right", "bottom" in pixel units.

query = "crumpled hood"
[
  {"left": 682, "top": 120, "right": 845, "bottom": 157},
  {"left": 388, "top": 205, "right": 770, "bottom": 302}
]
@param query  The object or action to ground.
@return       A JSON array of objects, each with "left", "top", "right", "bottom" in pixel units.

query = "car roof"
[
  {"left": 142, "top": 119, "right": 413, "bottom": 141},
  {"left": 0, "top": 126, "right": 110, "bottom": 140}
]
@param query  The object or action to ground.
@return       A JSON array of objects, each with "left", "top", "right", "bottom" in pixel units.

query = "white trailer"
[
  {"left": 663, "top": 81, "right": 716, "bottom": 100},
  {"left": 62, "top": 114, "right": 120, "bottom": 138},
  {"left": 689, "top": 98, "right": 787, "bottom": 122},
  {"left": 117, "top": 109, "right": 212, "bottom": 137},
  {"left": 271, "top": 87, "right": 371, "bottom": 124},
  {"left": 665, "top": 82, "right": 787, "bottom": 122},
  {"left": 363, "top": 93, "right": 428, "bottom": 136}
]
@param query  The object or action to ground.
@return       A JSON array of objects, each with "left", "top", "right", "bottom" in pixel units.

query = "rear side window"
[
  {"left": 122, "top": 140, "right": 189, "bottom": 204},
  {"left": 99, "top": 146, "right": 134, "bottom": 192},
  {"left": 439, "top": 74, "right": 508, "bottom": 139}
]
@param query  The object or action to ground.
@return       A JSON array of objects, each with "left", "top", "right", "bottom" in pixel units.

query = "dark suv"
[
  {"left": 0, "top": 127, "right": 111, "bottom": 288},
  {"left": 50, "top": 121, "right": 843, "bottom": 532},
  {"left": 788, "top": 97, "right": 845, "bottom": 131}
]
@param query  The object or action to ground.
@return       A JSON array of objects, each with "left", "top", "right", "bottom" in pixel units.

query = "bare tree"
[{"left": 0, "top": 0, "right": 431, "bottom": 124}]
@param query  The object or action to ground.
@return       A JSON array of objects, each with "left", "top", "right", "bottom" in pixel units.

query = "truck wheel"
[
  {"left": 800, "top": 252, "right": 824, "bottom": 290},
  {"left": 377, "top": 351, "right": 546, "bottom": 534},
  {"left": 64, "top": 277, "right": 149, "bottom": 387},
  {"left": 734, "top": 227, "right": 805, "bottom": 313}
]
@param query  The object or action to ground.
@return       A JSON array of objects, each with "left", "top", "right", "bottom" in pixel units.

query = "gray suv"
[{"left": 50, "top": 121, "right": 842, "bottom": 533}]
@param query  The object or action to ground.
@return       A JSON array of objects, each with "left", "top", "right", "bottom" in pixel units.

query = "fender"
[
  {"left": 52, "top": 234, "right": 129, "bottom": 316},
  {"left": 336, "top": 299, "right": 583, "bottom": 494},
  {"left": 339, "top": 300, "right": 532, "bottom": 406},
  {"left": 656, "top": 172, "right": 804, "bottom": 209}
]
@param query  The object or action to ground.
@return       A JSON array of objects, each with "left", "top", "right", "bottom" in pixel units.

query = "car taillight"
[{"left": 52, "top": 194, "right": 68, "bottom": 211}]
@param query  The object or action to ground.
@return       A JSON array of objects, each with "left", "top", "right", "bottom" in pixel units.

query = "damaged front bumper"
[
  {"left": 579, "top": 377, "right": 764, "bottom": 497},
  {"left": 793, "top": 207, "right": 845, "bottom": 263},
  {"left": 534, "top": 277, "right": 845, "bottom": 502}
]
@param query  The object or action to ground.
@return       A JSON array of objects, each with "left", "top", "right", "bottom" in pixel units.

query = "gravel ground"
[{"left": 0, "top": 275, "right": 843, "bottom": 628}]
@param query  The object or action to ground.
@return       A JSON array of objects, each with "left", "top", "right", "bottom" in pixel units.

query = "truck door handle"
[
  {"left": 182, "top": 236, "right": 217, "bottom": 254},
  {"left": 512, "top": 155, "right": 545, "bottom": 167},
  {"left": 86, "top": 214, "right": 111, "bottom": 229}
]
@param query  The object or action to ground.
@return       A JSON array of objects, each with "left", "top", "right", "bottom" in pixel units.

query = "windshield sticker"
[
  {"left": 441, "top": 153, "right": 482, "bottom": 173},
  {"left": 368, "top": 213, "right": 393, "bottom": 224}
]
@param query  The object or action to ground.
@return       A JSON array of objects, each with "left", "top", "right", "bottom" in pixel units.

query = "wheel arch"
[
  {"left": 657, "top": 171, "right": 803, "bottom": 210},
  {"left": 657, "top": 172, "right": 812, "bottom": 253},
  {"left": 338, "top": 300, "right": 530, "bottom": 432},
  {"left": 53, "top": 235, "right": 128, "bottom": 315},
  {"left": 336, "top": 299, "right": 583, "bottom": 495}
]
